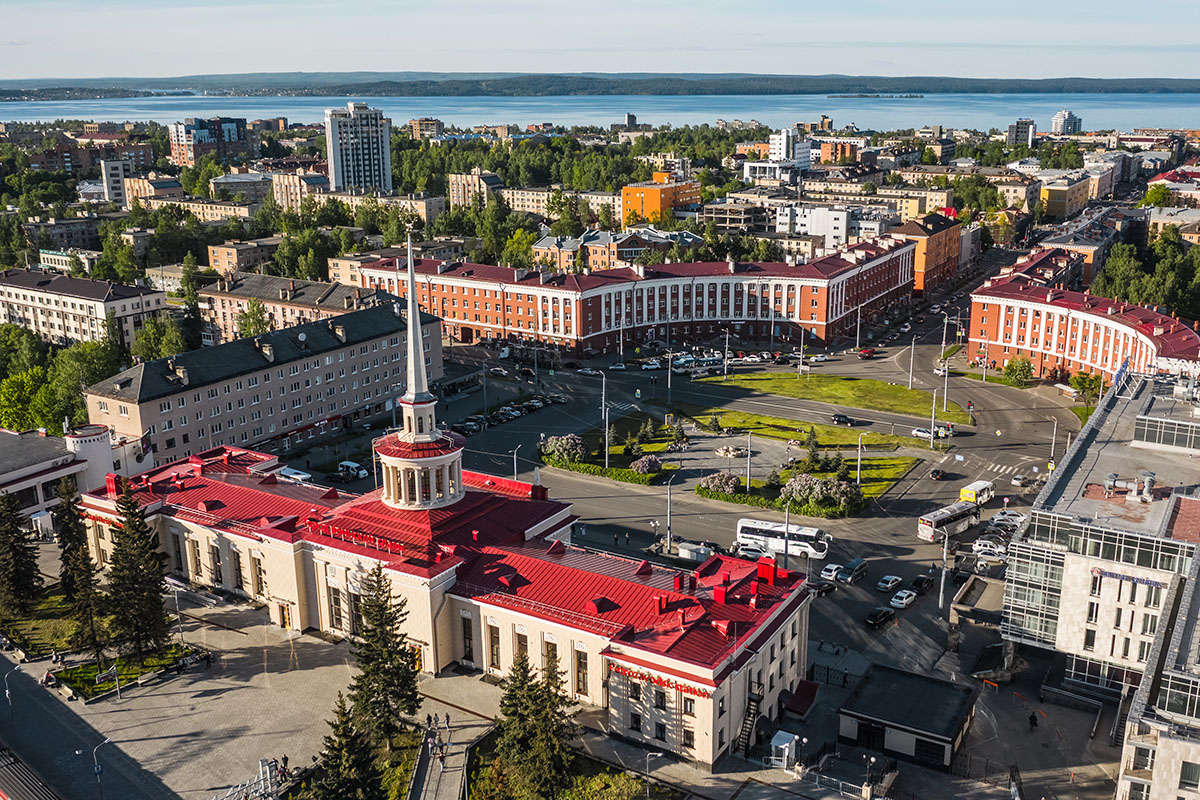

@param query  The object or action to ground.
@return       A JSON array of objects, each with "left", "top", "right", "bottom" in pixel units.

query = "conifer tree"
[
  {"left": 348, "top": 563, "right": 420, "bottom": 750},
  {"left": 504, "top": 652, "right": 578, "bottom": 800},
  {"left": 312, "top": 692, "right": 386, "bottom": 800},
  {"left": 68, "top": 540, "right": 107, "bottom": 668},
  {"left": 107, "top": 483, "right": 168, "bottom": 663},
  {"left": 53, "top": 478, "right": 87, "bottom": 602},
  {"left": 497, "top": 650, "right": 535, "bottom": 765},
  {"left": 0, "top": 492, "right": 44, "bottom": 616}
]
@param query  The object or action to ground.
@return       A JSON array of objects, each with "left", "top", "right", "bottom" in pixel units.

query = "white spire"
[{"left": 401, "top": 233, "right": 433, "bottom": 405}]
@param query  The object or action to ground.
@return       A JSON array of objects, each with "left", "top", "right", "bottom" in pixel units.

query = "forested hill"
[{"left": 3, "top": 74, "right": 1200, "bottom": 96}]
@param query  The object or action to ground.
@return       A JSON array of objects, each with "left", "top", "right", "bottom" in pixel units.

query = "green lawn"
[
  {"left": 2, "top": 586, "right": 77, "bottom": 659},
  {"left": 940, "top": 343, "right": 962, "bottom": 360},
  {"left": 667, "top": 402, "right": 928, "bottom": 450},
  {"left": 1071, "top": 406, "right": 1096, "bottom": 425},
  {"left": 57, "top": 643, "right": 194, "bottom": 699},
  {"left": 698, "top": 371, "right": 969, "bottom": 424},
  {"left": 950, "top": 370, "right": 1020, "bottom": 388},
  {"left": 763, "top": 456, "right": 918, "bottom": 500}
]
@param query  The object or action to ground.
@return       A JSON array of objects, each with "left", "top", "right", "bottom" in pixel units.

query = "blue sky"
[{"left": 1, "top": 0, "right": 1197, "bottom": 80}]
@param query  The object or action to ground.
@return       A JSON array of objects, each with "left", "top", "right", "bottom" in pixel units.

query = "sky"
[{"left": 1, "top": 0, "right": 1198, "bottom": 80}]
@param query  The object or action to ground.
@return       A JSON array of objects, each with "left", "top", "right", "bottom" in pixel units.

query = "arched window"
[{"left": 417, "top": 417, "right": 424, "bottom": 433}]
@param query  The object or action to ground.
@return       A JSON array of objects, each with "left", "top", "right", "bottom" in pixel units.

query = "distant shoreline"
[{"left": 827, "top": 94, "right": 924, "bottom": 99}]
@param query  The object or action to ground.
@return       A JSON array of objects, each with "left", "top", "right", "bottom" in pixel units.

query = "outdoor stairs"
[{"left": 735, "top": 686, "right": 763, "bottom": 755}]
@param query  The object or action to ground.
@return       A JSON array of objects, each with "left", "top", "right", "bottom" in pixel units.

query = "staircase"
[{"left": 734, "top": 684, "right": 764, "bottom": 755}]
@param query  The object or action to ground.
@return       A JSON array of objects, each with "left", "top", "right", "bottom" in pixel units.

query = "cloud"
[{"left": 0, "top": 41, "right": 27, "bottom": 47}]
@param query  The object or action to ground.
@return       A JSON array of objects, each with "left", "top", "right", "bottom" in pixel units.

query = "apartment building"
[
  {"left": 327, "top": 242, "right": 470, "bottom": 286},
  {"left": 621, "top": 177, "right": 702, "bottom": 225},
  {"left": 984, "top": 247, "right": 1086, "bottom": 291},
  {"left": 448, "top": 167, "right": 505, "bottom": 208},
  {"left": 84, "top": 303, "right": 443, "bottom": 465},
  {"left": 271, "top": 172, "right": 331, "bottom": 213},
  {"left": 123, "top": 175, "right": 185, "bottom": 208},
  {"left": 768, "top": 128, "right": 812, "bottom": 169},
  {"left": 355, "top": 237, "right": 914, "bottom": 352},
  {"left": 775, "top": 204, "right": 900, "bottom": 249},
  {"left": 198, "top": 272, "right": 392, "bottom": 344},
  {"left": 27, "top": 142, "right": 154, "bottom": 174},
  {"left": 1006, "top": 119, "right": 1037, "bottom": 148},
  {"left": 206, "top": 237, "right": 284, "bottom": 276},
  {"left": 141, "top": 196, "right": 257, "bottom": 222},
  {"left": 697, "top": 201, "right": 771, "bottom": 234},
  {"left": 1039, "top": 172, "right": 1091, "bottom": 220},
  {"left": 328, "top": 191, "right": 446, "bottom": 226},
  {"left": 37, "top": 248, "right": 102, "bottom": 274},
  {"left": 818, "top": 141, "right": 859, "bottom": 164},
  {"left": 497, "top": 187, "right": 622, "bottom": 223},
  {"left": 968, "top": 279, "right": 1199, "bottom": 381},
  {"left": 742, "top": 161, "right": 802, "bottom": 186},
  {"left": 209, "top": 172, "right": 274, "bottom": 203},
  {"left": 531, "top": 228, "right": 703, "bottom": 271},
  {"left": 1041, "top": 206, "right": 1144, "bottom": 283},
  {"left": 0, "top": 268, "right": 166, "bottom": 347},
  {"left": 325, "top": 103, "right": 393, "bottom": 193},
  {"left": 408, "top": 117, "right": 444, "bottom": 139},
  {"left": 1051, "top": 110, "right": 1082, "bottom": 135},
  {"left": 889, "top": 213, "right": 962, "bottom": 295},
  {"left": 100, "top": 159, "right": 132, "bottom": 206},
  {"left": 23, "top": 213, "right": 128, "bottom": 251},
  {"left": 169, "top": 117, "right": 257, "bottom": 167}
]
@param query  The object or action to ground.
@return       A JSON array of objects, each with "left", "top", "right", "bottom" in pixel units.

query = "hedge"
[
  {"left": 540, "top": 456, "right": 675, "bottom": 485},
  {"left": 694, "top": 486, "right": 859, "bottom": 519}
]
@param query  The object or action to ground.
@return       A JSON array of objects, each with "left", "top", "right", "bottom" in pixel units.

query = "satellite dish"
[{"left": 298, "top": 333, "right": 307, "bottom": 343}]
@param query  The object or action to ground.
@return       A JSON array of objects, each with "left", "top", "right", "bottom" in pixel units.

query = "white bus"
[
  {"left": 917, "top": 501, "right": 981, "bottom": 542},
  {"left": 736, "top": 518, "right": 830, "bottom": 559}
]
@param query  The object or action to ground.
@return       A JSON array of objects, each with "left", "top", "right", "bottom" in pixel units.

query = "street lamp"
[
  {"left": 665, "top": 473, "right": 676, "bottom": 552},
  {"left": 3, "top": 664, "right": 19, "bottom": 721},
  {"left": 645, "top": 752, "right": 663, "bottom": 800},
  {"left": 907, "top": 335, "right": 916, "bottom": 390},
  {"left": 598, "top": 369, "right": 610, "bottom": 471},
  {"left": 76, "top": 738, "right": 112, "bottom": 800},
  {"left": 856, "top": 433, "right": 863, "bottom": 485},
  {"left": 511, "top": 445, "right": 522, "bottom": 481},
  {"left": 930, "top": 390, "right": 938, "bottom": 451}
]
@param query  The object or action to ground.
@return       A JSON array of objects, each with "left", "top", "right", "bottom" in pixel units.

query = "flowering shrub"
[
  {"left": 699, "top": 471, "right": 741, "bottom": 494},
  {"left": 542, "top": 434, "right": 587, "bottom": 464},
  {"left": 630, "top": 455, "right": 662, "bottom": 474}
]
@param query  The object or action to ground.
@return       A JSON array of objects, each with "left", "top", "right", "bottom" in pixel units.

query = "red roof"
[
  {"left": 453, "top": 543, "right": 806, "bottom": 670},
  {"left": 373, "top": 431, "right": 465, "bottom": 460},
  {"left": 972, "top": 282, "right": 1200, "bottom": 360}
]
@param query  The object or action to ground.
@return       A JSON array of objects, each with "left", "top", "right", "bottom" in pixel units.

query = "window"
[
  {"left": 682, "top": 729, "right": 694, "bottom": 749},
  {"left": 683, "top": 698, "right": 695, "bottom": 716},
  {"left": 654, "top": 690, "right": 666, "bottom": 710},
  {"left": 462, "top": 617, "right": 474, "bottom": 662},
  {"left": 329, "top": 587, "right": 344, "bottom": 630},
  {"left": 1083, "top": 629, "right": 1096, "bottom": 651},
  {"left": 544, "top": 640, "right": 557, "bottom": 668},
  {"left": 630, "top": 682, "right": 641, "bottom": 702},
  {"left": 718, "top": 697, "right": 725, "bottom": 716},
  {"left": 1146, "top": 585, "right": 1163, "bottom": 608},
  {"left": 1143, "top": 614, "right": 1158, "bottom": 636},
  {"left": 1087, "top": 602, "right": 1098, "bottom": 623},
  {"left": 1181, "top": 761, "right": 1200, "bottom": 790},
  {"left": 1114, "top": 608, "right": 1123, "bottom": 629},
  {"left": 575, "top": 650, "right": 588, "bottom": 694},
  {"left": 1138, "top": 640, "right": 1151, "bottom": 663},
  {"left": 1089, "top": 572, "right": 1102, "bottom": 597},
  {"left": 488, "top": 625, "right": 501, "bottom": 670},
  {"left": 630, "top": 712, "right": 641, "bottom": 732},
  {"left": 516, "top": 632, "right": 528, "bottom": 659},
  {"left": 718, "top": 729, "right": 726, "bottom": 747}
]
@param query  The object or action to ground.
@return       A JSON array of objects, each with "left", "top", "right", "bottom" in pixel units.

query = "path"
[{"left": 409, "top": 676, "right": 497, "bottom": 800}]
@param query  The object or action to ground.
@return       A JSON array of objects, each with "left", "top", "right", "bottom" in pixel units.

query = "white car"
[
  {"left": 911, "top": 427, "right": 934, "bottom": 439},
  {"left": 610, "top": 362, "right": 627, "bottom": 370},
  {"left": 820, "top": 563, "right": 843, "bottom": 581},
  {"left": 641, "top": 361, "right": 661, "bottom": 370},
  {"left": 808, "top": 353, "right": 829, "bottom": 363},
  {"left": 993, "top": 510, "right": 1027, "bottom": 524},
  {"left": 899, "top": 323, "right": 912, "bottom": 333},
  {"left": 931, "top": 304, "right": 943, "bottom": 313},
  {"left": 743, "top": 354, "right": 762, "bottom": 363},
  {"left": 578, "top": 367, "right": 601, "bottom": 376},
  {"left": 973, "top": 540, "right": 1007, "bottom": 557},
  {"left": 736, "top": 545, "right": 769, "bottom": 561},
  {"left": 934, "top": 367, "right": 948, "bottom": 377},
  {"left": 1011, "top": 474, "right": 1030, "bottom": 487},
  {"left": 890, "top": 589, "right": 918, "bottom": 609},
  {"left": 876, "top": 575, "right": 902, "bottom": 592}
]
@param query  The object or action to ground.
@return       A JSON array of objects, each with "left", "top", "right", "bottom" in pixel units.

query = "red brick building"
[{"left": 355, "top": 237, "right": 915, "bottom": 353}]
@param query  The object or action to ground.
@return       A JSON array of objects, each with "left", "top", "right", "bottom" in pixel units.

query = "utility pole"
[
  {"left": 783, "top": 501, "right": 791, "bottom": 570},
  {"left": 908, "top": 335, "right": 916, "bottom": 389},
  {"left": 938, "top": 532, "right": 948, "bottom": 613},
  {"left": 746, "top": 431, "right": 752, "bottom": 488},
  {"left": 856, "top": 433, "right": 863, "bottom": 485},
  {"left": 481, "top": 364, "right": 488, "bottom": 415},
  {"left": 930, "top": 390, "right": 938, "bottom": 451},
  {"left": 667, "top": 350, "right": 673, "bottom": 404},
  {"left": 666, "top": 474, "right": 674, "bottom": 552},
  {"left": 855, "top": 306, "right": 862, "bottom": 350},
  {"left": 943, "top": 363, "right": 949, "bottom": 412},
  {"left": 1050, "top": 417, "right": 1059, "bottom": 460},
  {"left": 723, "top": 329, "right": 731, "bottom": 381}
]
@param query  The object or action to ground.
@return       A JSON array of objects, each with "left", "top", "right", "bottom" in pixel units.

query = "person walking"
[
  {"left": 444, "top": 712, "right": 451, "bottom": 731},
  {"left": 438, "top": 752, "right": 446, "bottom": 772},
  {"left": 426, "top": 713, "right": 433, "bottom": 730},
  {"left": 1028, "top": 711, "right": 1038, "bottom": 731}
]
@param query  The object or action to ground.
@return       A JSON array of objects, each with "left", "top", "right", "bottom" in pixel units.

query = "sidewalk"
[{"left": 409, "top": 674, "right": 498, "bottom": 800}]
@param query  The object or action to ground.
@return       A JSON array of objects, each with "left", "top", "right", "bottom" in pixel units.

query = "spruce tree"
[
  {"left": 348, "top": 563, "right": 420, "bottom": 751},
  {"left": 107, "top": 483, "right": 168, "bottom": 663},
  {"left": 313, "top": 692, "right": 385, "bottom": 800},
  {"left": 517, "top": 653, "right": 578, "bottom": 800},
  {"left": 497, "top": 651, "right": 535, "bottom": 765},
  {"left": 0, "top": 492, "right": 44, "bottom": 616},
  {"left": 68, "top": 543, "right": 107, "bottom": 668},
  {"left": 54, "top": 478, "right": 87, "bottom": 602}
]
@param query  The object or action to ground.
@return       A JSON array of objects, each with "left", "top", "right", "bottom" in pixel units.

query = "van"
[
  {"left": 959, "top": 480, "right": 995, "bottom": 505},
  {"left": 278, "top": 467, "right": 312, "bottom": 482},
  {"left": 835, "top": 557, "right": 868, "bottom": 584},
  {"left": 338, "top": 461, "right": 369, "bottom": 480},
  {"left": 498, "top": 346, "right": 511, "bottom": 359}
]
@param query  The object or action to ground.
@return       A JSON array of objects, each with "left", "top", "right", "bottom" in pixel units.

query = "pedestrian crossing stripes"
[
  {"left": 987, "top": 463, "right": 1017, "bottom": 475},
  {"left": 609, "top": 402, "right": 637, "bottom": 411}
]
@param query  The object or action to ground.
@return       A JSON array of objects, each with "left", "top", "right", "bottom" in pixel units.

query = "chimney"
[
  {"left": 257, "top": 338, "right": 274, "bottom": 363},
  {"left": 713, "top": 585, "right": 728, "bottom": 604},
  {"left": 333, "top": 324, "right": 346, "bottom": 342},
  {"left": 289, "top": 280, "right": 296, "bottom": 291},
  {"left": 176, "top": 365, "right": 189, "bottom": 386},
  {"left": 104, "top": 473, "right": 119, "bottom": 498},
  {"left": 656, "top": 595, "right": 667, "bottom": 614},
  {"left": 720, "top": 570, "right": 731, "bottom": 585},
  {"left": 673, "top": 573, "right": 684, "bottom": 591},
  {"left": 471, "top": 529, "right": 479, "bottom": 542}
]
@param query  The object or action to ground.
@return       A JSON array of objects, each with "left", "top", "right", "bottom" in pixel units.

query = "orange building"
[
  {"left": 620, "top": 175, "right": 701, "bottom": 226},
  {"left": 736, "top": 141, "right": 771, "bottom": 158},
  {"left": 819, "top": 141, "right": 859, "bottom": 164},
  {"left": 890, "top": 213, "right": 961, "bottom": 295}
]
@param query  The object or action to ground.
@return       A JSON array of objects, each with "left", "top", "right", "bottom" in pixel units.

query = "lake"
[{"left": 1, "top": 92, "right": 1197, "bottom": 132}]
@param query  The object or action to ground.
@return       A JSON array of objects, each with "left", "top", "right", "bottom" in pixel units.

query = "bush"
[
  {"left": 540, "top": 455, "right": 664, "bottom": 486},
  {"left": 542, "top": 434, "right": 587, "bottom": 463},
  {"left": 699, "top": 471, "right": 741, "bottom": 494},
  {"left": 708, "top": 414, "right": 721, "bottom": 432},
  {"left": 630, "top": 455, "right": 661, "bottom": 474}
]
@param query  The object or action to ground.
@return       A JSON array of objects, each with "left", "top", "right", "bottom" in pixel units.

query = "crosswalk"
[
  {"left": 938, "top": 453, "right": 1021, "bottom": 475},
  {"left": 608, "top": 402, "right": 637, "bottom": 412}
]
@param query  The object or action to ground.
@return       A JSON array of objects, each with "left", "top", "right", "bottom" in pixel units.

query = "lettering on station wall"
[{"left": 608, "top": 663, "right": 712, "bottom": 698}]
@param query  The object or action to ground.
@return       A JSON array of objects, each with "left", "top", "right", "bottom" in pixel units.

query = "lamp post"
[
  {"left": 645, "top": 752, "right": 662, "bottom": 800},
  {"left": 599, "top": 370, "right": 609, "bottom": 471},
  {"left": 930, "top": 390, "right": 938, "bottom": 451},
  {"left": 723, "top": 329, "right": 731, "bottom": 381},
  {"left": 76, "top": 738, "right": 112, "bottom": 800},
  {"left": 941, "top": 313, "right": 950, "bottom": 412},
  {"left": 856, "top": 433, "right": 863, "bottom": 485},
  {"left": 4, "top": 664, "right": 19, "bottom": 721},
  {"left": 481, "top": 362, "right": 488, "bottom": 416},
  {"left": 666, "top": 473, "right": 675, "bottom": 553},
  {"left": 745, "top": 431, "right": 753, "bottom": 489},
  {"left": 855, "top": 306, "right": 862, "bottom": 351},
  {"left": 907, "top": 335, "right": 916, "bottom": 389},
  {"left": 512, "top": 445, "right": 522, "bottom": 481}
]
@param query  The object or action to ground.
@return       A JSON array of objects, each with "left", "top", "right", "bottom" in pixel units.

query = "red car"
[{"left": 858, "top": 348, "right": 876, "bottom": 360}]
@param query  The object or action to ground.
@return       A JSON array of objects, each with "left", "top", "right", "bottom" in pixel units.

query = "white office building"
[
  {"left": 774, "top": 204, "right": 898, "bottom": 248},
  {"left": 1051, "top": 109, "right": 1083, "bottom": 136},
  {"left": 100, "top": 159, "right": 132, "bottom": 207},
  {"left": 768, "top": 128, "right": 813, "bottom": 170},
  {"left": 325, "top": 102, "right": 393, "bottom": 193}
]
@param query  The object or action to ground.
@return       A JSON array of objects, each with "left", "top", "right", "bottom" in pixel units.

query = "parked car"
[
  {"left": 808, "top": 353, "right": 829, "bottom": 363},
  {"left": 758, "top": 352, "right": 774, "bottom": 360},
  {"left": 993, "top": 510, "right": 1027, "bottom": 524},
  {"left": 876, "top": 575, "right": 902, "bottom": 593},
  {"left": 890, "top": 589, "right": 918, "bottom": 609},
  {"left": 465, "top": 415, "right": 489, "bottom": 429},
  {"left": 865, "top": 607, "right": 896, "bottom": 629},
  {"left": 641, "top": 360, "right": 662, "bottom": 370},
  {"left": 773, "top": 356, "right": 790, "bottom": 365},
  {"left": 831, "top": 413, "right": 854, "bottom": 426},
  {"left": 518, "top": 367, "right": 535, "bottom": 379},
  {"left": 579, "top": 367, "right": 601, "bottom": 376},
  {"left": 820, "top": 563, "right": 843, "bottom": 581},
  {"left": 524, "top": 398, "right": 545, "bottom": 408},
  {"left": 910, "top": 574, "right": 935, "bottom": 595},
  {"left": 810, "top": 579, "right": 838, "bottom": 597},
  {"left": 973, "top": 541, "right": 1007, "bottom": 558},
  {"left": 326, "top": 470, "right": 355, "bottom": 485},
  {"left": 610, "top": 362, "right": 627, "bottom": 370},
  {"left": 836, "top": 558, "right": 868, "bottom": 584},
  {"left": 338, "top": 461, "right": 369, "bottom": 480},
  {"left": 547, "top": 393, "right": 568, "bottom": 404},
  {"left": 735, "top": 544, "right": 769, "bottom": 561},
  {"left": 858, "top": 348, "right": 876, "bottom": 360},
  {"left": 486, "top": 412, "right": 508, "bottom": 426},
  {"left": 743, "top": 355, "right": 762, "bottom": 363}
]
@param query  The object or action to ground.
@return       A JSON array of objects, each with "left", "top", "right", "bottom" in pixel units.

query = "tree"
[
  {"left": 1139, "top": 184, "right": 1173, "bottom": 208},
  {"left": 498, "top": 650, "right": 536, "bottom": 768},
  {"left": 67, "top": 527, "right": 107, "bottom": 669},
  {"left": 0, "top": 492, "right": 44, "bottom": 615},
  {"left": 501, "top": 229, "right": 537, "bottom": 269},
  {"left": 1004, "top": 356, "right": 1034, "bottom": 388},
  {"left": 130, "top": 317, "right": 167, "bottom": 362},
  {"left": 312, "top": 692, "right": 386, "bottom": 800},
  {"left": 348, "top": 563, "right": 420, "bottom": 751},
  {"left": 1070, "top": 371, "right": 1105, "bottom": 410},
  {"left": 107, "top": 482, "right": 169, "bottom": 663},
  {"left": 237, "top": 297, "right": 271, "bottom": 338},
  {"left": 54, "top": 477, "right": 87, "bottom": 602},
  {"left": 523, "top": 653, "right": 577, "bottom": 800},
  {"left": 159, "top": 318, "right": 188, "bottom": 358},
  {"left": 596, "top": 203, "right": 616, "bottom": 232},
  {"left": 0, "top": 366, "right": 45, "bottom": 431}
]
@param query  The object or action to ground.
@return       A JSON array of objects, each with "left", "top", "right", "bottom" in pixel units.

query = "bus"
[
  {"left": 736, "top": 518, "right": 831, "bottom": 559},
  {"left": 917, "top": 501, "right": 981, "bottom": 542},
  {"left": 959, "top": 480, "right": 996, "bottom": 505}
]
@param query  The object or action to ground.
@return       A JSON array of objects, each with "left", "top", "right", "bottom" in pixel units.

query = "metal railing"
[{"left": 451, "top": 582, "right": 627, "bottom": 637}]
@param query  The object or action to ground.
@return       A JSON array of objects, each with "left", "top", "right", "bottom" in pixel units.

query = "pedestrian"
[
  {"left": 203, "top": 651, "right": 212, "bottom": 669},
  {"left": 438, "top": 753, "right": 446, "bottom": 772},
  {"left": 624, "top": 531, "right": 630, "bottom": 545},
  {"left": 426, "top": 713, "right": 433, "bottom": 730},
  {"left": 282, "top": 754, "right": 288, "bottom": 772},
  {"left": 579, "top": 523, "right": 586, "bottom": 539},
  {"left": 1028, "top": 711, "right": 1038, "bottom": 731},
  {"left": 444, "top": 712, "right": 450, "bottom": 730},
  {"left": 614, "top": 533, "right": 619, "bottom": 546}
]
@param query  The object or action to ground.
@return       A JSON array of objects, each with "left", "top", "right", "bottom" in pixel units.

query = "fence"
[
  {"left": 949, "top": 753, "right": 1017, "bottom": 788},
  {"left": 806, "top": 663, "right": 862, "bottom": 689},
  {"left": 459, "top": 725, "right": 498, "bottom": 800},
  {"left": 796, "top": 770, "right": 862, "bottom": 798},
  {"left": 1040, "top": 685, "right": 1105, "bottom": 739}
]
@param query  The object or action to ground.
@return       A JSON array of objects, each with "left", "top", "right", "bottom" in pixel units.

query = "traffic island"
[{"left": 56, "top": 643, "right": 200, "bottom": 702}]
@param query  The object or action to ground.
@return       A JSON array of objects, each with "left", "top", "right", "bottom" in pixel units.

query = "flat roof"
[
  {"left": 839, "top": 664, "right": 976, "bottom": 741},
  {"left": 0, "top": 429, "right": 71, "bottom": 476}
]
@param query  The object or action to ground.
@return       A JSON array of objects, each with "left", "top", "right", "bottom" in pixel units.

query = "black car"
[
  {"left": 810, "top": 579, "right": 838, "bottom": 597},
  {"left": 831, "top": 413, "right": 853, "bottom": 426},
  {"left": 865, "top": 607, "right": 896, "bottom": 629},
  {"left": 562, "top": 361, "right": 581, "bottom": 370},
  {"left": 547, "top": 393, "right": 568, "bottom": 404},
  {"left": 487, "top": 412, "right": 509, "bottom": 425},
  {"left": 929, "top": 468, "right": 945, "bottom": 481},
  {"left": 910, "top": 574, "right": 935, "bottom": 595},
  {"left": 326, "top": 470, "right": 355, "bottom": 485},
  {"left": 773, "top": 356, "right": 790, "bottom": 365},
  {"left": 518, "top": 367, "right": 535, "bottom": 379}
]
